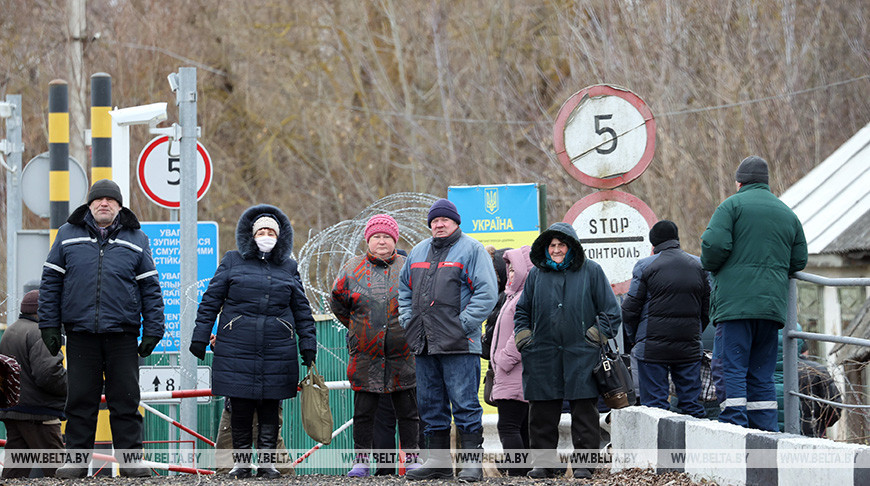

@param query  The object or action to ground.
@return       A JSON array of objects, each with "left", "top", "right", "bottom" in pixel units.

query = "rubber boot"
[
  {"left": 405, "top": 430, "right": 453, "bottom": 481},
  {"left": 54, "top": 463, "right": 88, "bottom": 479},
  {"left": 457, "top": 431, "right": 484, "bottom": 482},
  {"left": 228, "top": 421, "right": 253, "bottom": 478},
  {"left": 256, "top": 423, "right": 281, "bottom": 479}
]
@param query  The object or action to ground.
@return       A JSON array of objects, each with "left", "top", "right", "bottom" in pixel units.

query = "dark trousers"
[
  {"left": 714, "top": 320, "right": 779, "bottom": 431},
  {"left": 495, "top": 399, "right": 530, "bottom": 476},
  {"left": 214, "top": 400, "right": 292, "bottom": 474},
  {"left": 230, "top": 398, "right": 280, "bottom": 448},
  {"left": 638, "top": 359, "right": 706, "bottom": 418},
  {"left": 65, "top": 332, "right": 142, "bottom": 453},
  {"left": 354, "top": 389, "right": 419, "bottom": 452},
  {"left": 1, "top": 419, "right": 65, "bottom": 478},
  {"left": 529, "top": 398, "right": 599, "bottom": 469}
]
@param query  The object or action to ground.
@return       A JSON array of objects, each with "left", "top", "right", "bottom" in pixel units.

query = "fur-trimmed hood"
[
  {"left": 236, "top": 204, "right": 294, "bottom": 261},
  {"left": 530, "top": 222, "right": 586, "bottom": 271},
  {"left": 68, "top": 204, "right": 141, "bottom": 230}
]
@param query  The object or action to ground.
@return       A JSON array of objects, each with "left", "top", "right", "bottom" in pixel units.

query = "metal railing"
[{"left": 783, "top": 271, "right": 870, "bottom": 434}]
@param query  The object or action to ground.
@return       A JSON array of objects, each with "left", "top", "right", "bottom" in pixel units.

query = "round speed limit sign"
[
  {"left": 553, "top": 84, "right": 656, "bottom": 189},
  {"left": 137, "top": 136, "right": 213, "bottom": 209}
]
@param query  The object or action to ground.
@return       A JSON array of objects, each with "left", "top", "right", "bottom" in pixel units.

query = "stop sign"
[{"left": 564, "top": 190, "right": 657, "bottom": 294}]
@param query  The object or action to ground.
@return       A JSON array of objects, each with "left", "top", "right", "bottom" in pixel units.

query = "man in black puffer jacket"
[
  {"left": 39, "top": 179, "right": 165, "bottom": 478},
  {"left": 621, "top": 220, "right": 710, "bottom": 418}
]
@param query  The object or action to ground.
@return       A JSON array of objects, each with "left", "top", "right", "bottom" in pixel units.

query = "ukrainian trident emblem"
[{"left": 484, "top": 188, "right": 498, "bottom": 215}]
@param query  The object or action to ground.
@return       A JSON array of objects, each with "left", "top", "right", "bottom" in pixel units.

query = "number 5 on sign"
[
  {"left": 137, "top": 136, "right": 213, "bottom": 209},
  {"left": 553, "top": 85, "right": 656, "bottom": 189}
]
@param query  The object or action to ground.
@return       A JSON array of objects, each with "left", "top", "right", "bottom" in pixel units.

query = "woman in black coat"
[
  {"left": 514, "top": 223, "right": 621, "bottom": 480},
  {"left": 190, "top": 204, "right": 317, "bottom": 479}
]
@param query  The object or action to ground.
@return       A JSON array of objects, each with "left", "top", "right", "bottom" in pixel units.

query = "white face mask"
[{"left": 255, "top": 236, "right": 277, "bottom": 253}]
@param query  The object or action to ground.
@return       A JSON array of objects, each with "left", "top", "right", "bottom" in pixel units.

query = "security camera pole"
[
  {"left": 174, "top": 67, "right": 199, "bottom": 455},
  {"left": 109, "top": 103, "right": 168, "bottom": 205}
]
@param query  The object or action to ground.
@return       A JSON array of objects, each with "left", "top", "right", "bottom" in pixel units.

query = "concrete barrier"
[{"left": 610, "top": 405, "right": 870, "bottom": 486}]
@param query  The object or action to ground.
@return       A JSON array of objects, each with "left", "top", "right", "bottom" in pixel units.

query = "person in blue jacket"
[
  {"left": 190, "top": 204, "right": 317, "bottom": 479},
  {"left": 398, "top": 199, "right": 498, "bottom": 482},
  {"left": 39, "top": 179, "right": 165, "bottom": 478}
]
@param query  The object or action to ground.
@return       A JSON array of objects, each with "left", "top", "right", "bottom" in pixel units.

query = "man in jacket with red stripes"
[{"left": 399, "top": 199, "right": 497, "bottom": 482}]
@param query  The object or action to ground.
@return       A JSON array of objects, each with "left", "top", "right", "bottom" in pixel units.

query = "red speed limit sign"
[
  {"left": 137, "top": 136, "right": 213, "bottom": 208},
  {"left": 553, "top": 84, "right": 656, "bottom": 189}
]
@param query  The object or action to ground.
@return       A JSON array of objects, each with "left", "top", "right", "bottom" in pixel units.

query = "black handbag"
[
  {"left": 592, "top": 341, "right": 635, "bottom": 409},
  {"left": 483, "top": 367, "right": 496, "bottom": 406}
]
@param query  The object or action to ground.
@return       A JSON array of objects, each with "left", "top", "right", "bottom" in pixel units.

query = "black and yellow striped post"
[
  {"left": 90, "top": 73, "right": 112, "bottom": 182},
  {"left": 48, "top": 79, "right": 70, "bottom": 246}
]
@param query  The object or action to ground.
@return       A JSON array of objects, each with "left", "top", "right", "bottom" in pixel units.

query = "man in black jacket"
[
  {"left": 621, "top": 220, "right": 710, "bottom": 418},
  {"left": 39, "top": 179, "right": 165, "bottom": 478},
  {"left": 0, "top": 290, "right": 67, "bottom": 478}
]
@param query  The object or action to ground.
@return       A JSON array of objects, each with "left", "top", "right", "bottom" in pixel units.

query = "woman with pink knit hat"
[{"left": 330, "top": 214, "right": 420, "bottom": 477}]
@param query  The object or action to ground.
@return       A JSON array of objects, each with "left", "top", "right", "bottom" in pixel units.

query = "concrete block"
[
  {"left": 777, "top": 436, "right": 865, "bottom": 486},
  {"left": 745, "top": 432, "right": 778, "bottom": 486},
  {"left": 657, "top": 415, "right": 700, "bottom": 473},
  {"left": 482, "top": 413, "right": 501, "bottom": 453},
  {"left": 610, "top": 406, "right": 675, "bottom": 472},
  {"left": 853, "top": 447, "right": 870, "bottom": 486},
  {"left": 684, "top": 419, "right": 749, "bottom": 486}
]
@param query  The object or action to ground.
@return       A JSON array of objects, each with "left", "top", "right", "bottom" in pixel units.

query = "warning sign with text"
[
  {"left": 563, "top": 191, "right": 657, "bottom": 294},
  {"left": 141, "top": 222, "right": 220, "bottom": 353}
]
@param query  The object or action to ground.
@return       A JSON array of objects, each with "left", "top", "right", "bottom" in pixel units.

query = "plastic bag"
[{"left": 299, "top": 364, "right": 334, "bottom": 444}]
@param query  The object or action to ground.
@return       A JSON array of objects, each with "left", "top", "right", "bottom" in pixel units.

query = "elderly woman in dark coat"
[
  {"left": 330, "top": 214, "right": 419, "bottom": 477},
  {"left": 190, "top": 204, "right": 317, "bottom": 479},
  {"left": 513, "top": 222, "right": 621, "bottom": 480}
]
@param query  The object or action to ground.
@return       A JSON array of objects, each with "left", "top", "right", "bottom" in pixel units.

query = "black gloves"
[
  {"left": 41, "top": 327, "right": 62, "bottom": 356},
  {"left": 189, "top": 341, "right": 208, "bottom": 360},
  {"left": 138, "top": 335, "right": 162, "bottom": 357},
  {"left": 301, "top": 349, "right": 316, "bottom": 367},
  {"left": 514, "top": 329, "right": 531, "bottom": 352}
]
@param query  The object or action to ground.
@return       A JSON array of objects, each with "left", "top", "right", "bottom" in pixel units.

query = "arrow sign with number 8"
[
  {"left": 553, "top": 84, "right": 656, "bottom": 189},
  {"left": 137, "top": 136, "right": 213, "bottom": 209}
]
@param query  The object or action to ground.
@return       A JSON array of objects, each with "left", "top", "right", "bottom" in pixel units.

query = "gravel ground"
[{"left": 0, "top": 468, "right": 717, "bottom": 486}]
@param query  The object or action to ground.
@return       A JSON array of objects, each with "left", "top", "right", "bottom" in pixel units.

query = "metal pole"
[
  {"left": 176, "top": 67, "right": 198, "bottom": 459},
  {"left": 67, "top": 0, "right": 87, "bottom": 166},
  {"left": 5, "top": 95, "right": 23, "bottom": 327},
  {"left": 48, "top": 80, "right": 70, "bottom": 247},
  {"left": 90, "top": 73, "right": 112, "bottom": 182},
  {"left": 783, "top": 278, "right": 800, "bottom": 434}
]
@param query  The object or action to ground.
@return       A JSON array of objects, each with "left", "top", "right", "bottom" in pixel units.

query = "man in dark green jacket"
[{"left": 701, "top": 155, "right": 807, "bottom": 431}]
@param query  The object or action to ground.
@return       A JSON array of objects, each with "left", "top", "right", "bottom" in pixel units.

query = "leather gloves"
[
  {"left": 301, "top": 349, "right": 316, "bottom": 367},
  {"left": 514, "top": 329, "right": 532, "bottom": 352},
  {"left": 189, "top": 341, "right": 208, "bottom": 360},
  {"left": 41, "top": 327, "right": 62, "bottom": 356},
  {"left": 138, "top": 335, "right": 162, "bottom": 357}
]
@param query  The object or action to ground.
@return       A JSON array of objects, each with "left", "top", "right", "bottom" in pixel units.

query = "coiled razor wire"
[{"left": 297, "top": 192, "right": 439, "bottom": 312}]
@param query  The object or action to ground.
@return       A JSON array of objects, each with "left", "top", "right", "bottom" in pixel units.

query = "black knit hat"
[
  {"left": 649, "top": 220, "right": 679, "bottom": 246},
  {"left": 735, "top": 155, "right": 769, "bottom": 185},
  {"left": 427, "top": 199, "right": 461, "bottom": 227},
  {"left": 87, "top": 179, "right": 123, "bottom": 206},
  {"left": 20, "top": 289, "right": 38, "bottom": 315}
]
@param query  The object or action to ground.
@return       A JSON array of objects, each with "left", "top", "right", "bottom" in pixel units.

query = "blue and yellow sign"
[{"left": 448, "top": 183, "right": 541, "bottom": 248}]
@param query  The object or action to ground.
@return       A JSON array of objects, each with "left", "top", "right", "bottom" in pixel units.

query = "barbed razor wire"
[{"left": 296, "top": 192, "right": 439, "bottom": 314}]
